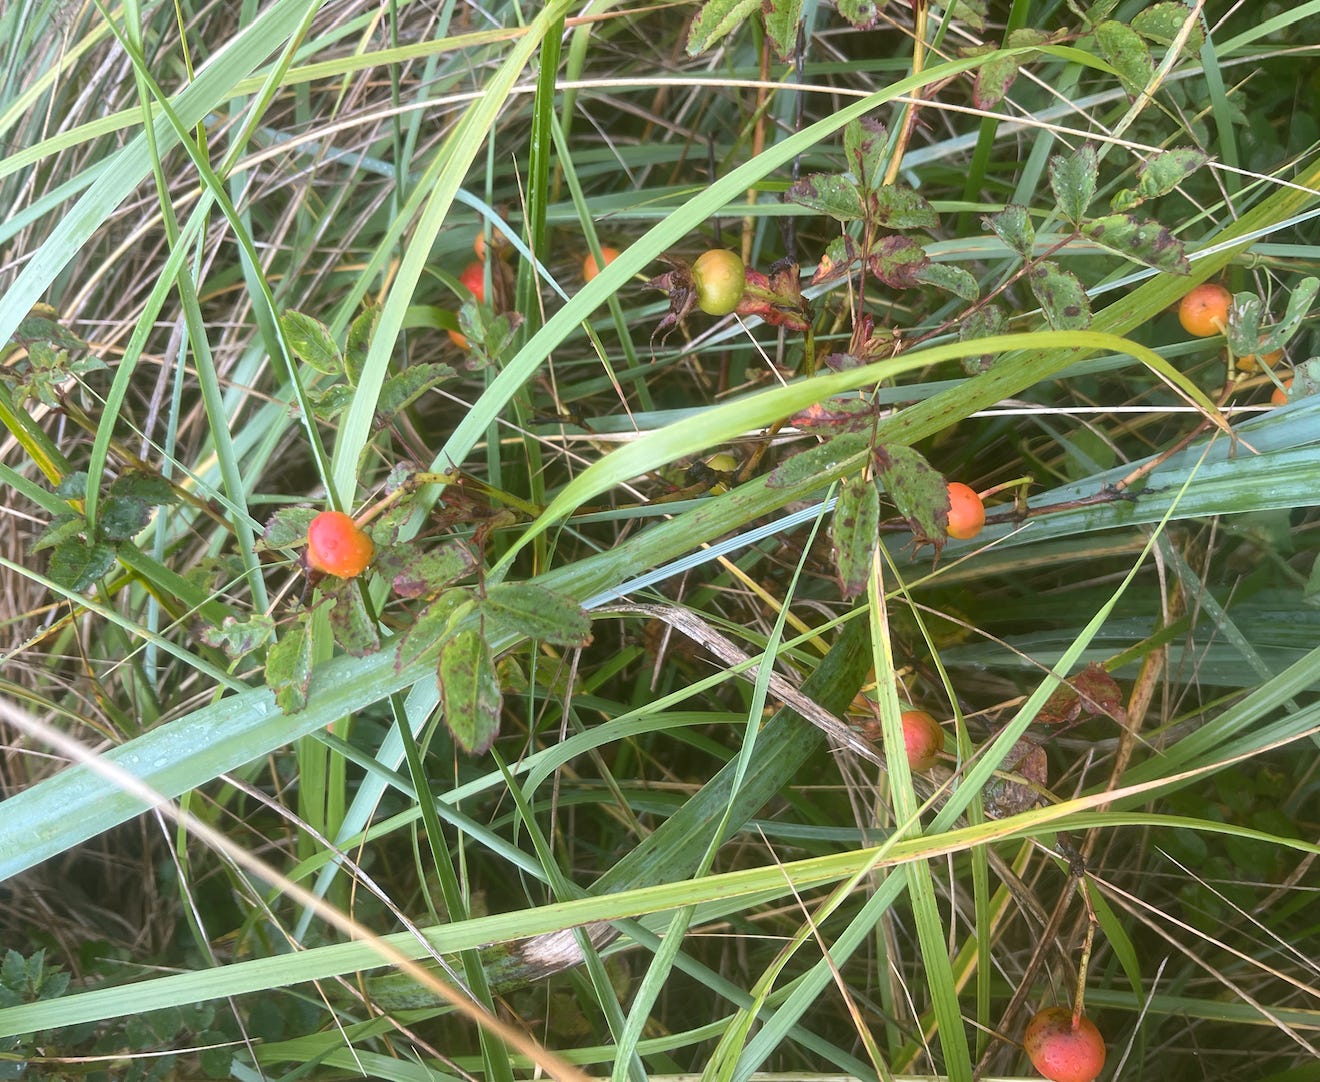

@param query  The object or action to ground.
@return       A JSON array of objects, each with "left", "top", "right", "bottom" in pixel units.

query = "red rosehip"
[
  {"left": 306, "top": 511, "right": 374, "bottom": 579},
  {"left": 1024, "top": 1007, "right": 1106, "bottom": 1082},
  {"left": 459, "top": 260, "right": 486, "bottom": 303},
  {"left": 900, "top": 709, "right": 944, "bottom": 771}
]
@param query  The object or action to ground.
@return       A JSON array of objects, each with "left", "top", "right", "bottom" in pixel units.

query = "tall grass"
[{"left": 1, "top": 2, "right": 1318, "bottom": 1080}]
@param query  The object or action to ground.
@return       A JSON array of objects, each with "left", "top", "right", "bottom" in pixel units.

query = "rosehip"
[
  {"left": 306, "top": 511, "right": 374, "bottom": 579},
  {"left": 1024, "top": 1007, "right": 1106, "bottom": 1082},
  {"left": 1177, "top": 282, "right": 1231, "bottom": 338},
  {"left": 583, "top": 245, "right": 620, "bottom": 282},
  {"left": 459, "top": 261, "right": 486, "bottom": 303},
  {"left": 1235, "top": 347, "right": 1283, "bottom": 373},
  {"left": 901, "top": 709, "right": 943, "bottom": 771},
  {"left": 946, "top": 482, "right": 986, "bottom": 541},
  {"left": 691, "top": 248, "right": 746, "bottom": 316}
]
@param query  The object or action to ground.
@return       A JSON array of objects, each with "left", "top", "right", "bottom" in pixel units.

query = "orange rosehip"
[
  {"left": 1235, "top": 347, "right": 1284, "bottom": 373},
  {"left": 946, "top": 482, "right": 986, "bottom": 541},
  {"left": 306, "top": 511, "right": 374, "bottom": 579},
  {"left": 1271, "top": 378, "right": 1292, "bottom": 406},
  {"left": 583, "top": 245, "right": 620, "bottom": 282},
  {"left": 1178, "top": 282, "right": 1231, "bottom": 337}
]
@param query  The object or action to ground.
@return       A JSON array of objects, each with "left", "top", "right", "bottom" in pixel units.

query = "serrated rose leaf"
[
  {"left": 1028, "top": 260, "right": 1092, "bottom": 330},
  {"left": 873, "top": 443, "right": 947, "bottom": 555},
  {"left": 1082, "top": 214, "right": 1189, "bottom": 273},
  {"left": 1096, "top": 19, "right": 1154, "bottom": 97},
  {"left": 984, "top": 204, "right": 1036, "bottom": 257},
  {"left": 831, "top": 474, "right": 879, "bottom": 598},
  {"left": 870, "top": 185, "right": 938, "bottom": 230},
  {"left": 279, "top": 310, "right": 342, "bottom": 375},
  {"left": 481, "top": 583, "right": 592, "bottom": 647},
  {"left": 867, "top": 235, "right": 928, "bottom": 288},
  {"left": 438, "top": 626, "right": 502, "bottom": 755},
  {"left": 266, "top": 623, "right": 312, "bottom": 714},
  {"left": 1049, "top": 144, "right": 1098, "bottom": 224},
  {"left": 788, "top": 173, "right": 865, "bottom": 222},
  {"left": 983, "top": 738, "right": 1048, "bottom": 819},
  {"left": 322, "top": 577, "right": 380, "bottom": 657},
  {"left": 844, "top": 117, "right": 887, "bottom": 191},
  {"left": 387, "top": 542, "right": 478, "bottom": 600},
  {"left": 735, "top": 262, "right": 811, "bottom": 331}
]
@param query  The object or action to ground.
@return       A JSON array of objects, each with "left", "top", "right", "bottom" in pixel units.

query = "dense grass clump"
[{"left": 1, "top": 2, "right": 1318, "bottom": 1080}]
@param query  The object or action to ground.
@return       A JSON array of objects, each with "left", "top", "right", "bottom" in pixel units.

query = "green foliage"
[
  {"left": 438, "top": 624, "right": 503, "bottom": 754},
  {"left": 830, "top": 473, "right": 880, "bottom": 598},
  {"left": 1, "top": 1, "right": 1319, "bottom": 1080}
]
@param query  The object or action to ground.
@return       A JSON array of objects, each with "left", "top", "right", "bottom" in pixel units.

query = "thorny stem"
[{"left": 1071, "top": 877, "right": 1099, "bottom": 1027}]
